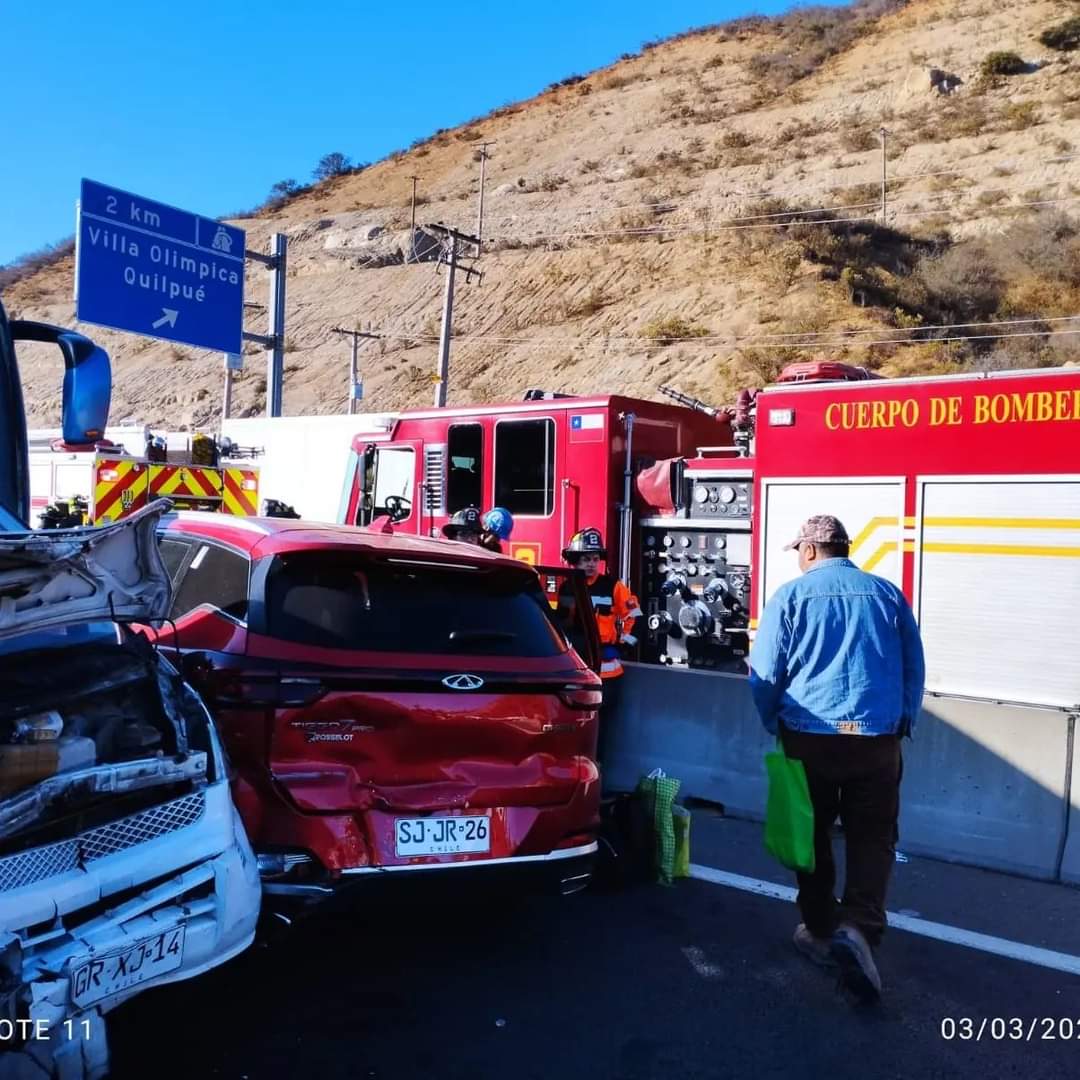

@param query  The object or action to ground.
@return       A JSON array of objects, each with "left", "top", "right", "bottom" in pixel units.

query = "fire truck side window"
[
  {"left": 372, "top": 448, "right": 415, "bottom": 519},
  {"left": 447, "top": 424, "right": 483, "bottom": 512},
  {"left": 170, "top": 543, "right": 250, "bottom": 623},
  {"left": 494, "top": 419, "right": 555, "bottom": 516}
]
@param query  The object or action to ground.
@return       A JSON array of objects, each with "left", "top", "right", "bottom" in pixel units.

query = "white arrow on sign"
[{"left": 152, "top": 308, "right": 179, "bottom": 330}]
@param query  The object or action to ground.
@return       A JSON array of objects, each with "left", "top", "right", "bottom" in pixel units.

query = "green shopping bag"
[
  {"left": 763, "top": 741, "right": 816, "bottom": 873},
  {"left": 672, "top": 804, "right": 691, "bottom": 879},
  {"left": 635, "top": 769, "right": 681, "bottom": 886}
]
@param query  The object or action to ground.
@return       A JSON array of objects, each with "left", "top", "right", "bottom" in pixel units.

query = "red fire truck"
[
  {"left": 336, "top": 391, "right": 726, "bottom": 612},
  {"left": 245, "top": 363, "right": 1080, "bottom": 710},
  {"left": 626, "top": 363, "right": 1080, "bottom": 714}
]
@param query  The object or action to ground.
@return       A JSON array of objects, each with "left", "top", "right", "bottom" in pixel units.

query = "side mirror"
[{"left": 10, "top": 320, "right": 112, "bottom": 444}]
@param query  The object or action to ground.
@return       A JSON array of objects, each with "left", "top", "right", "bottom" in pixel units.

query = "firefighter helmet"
[
  {"left": 443, "top": 506, "right": 483, "bottom": 540},
  {"left": 562, "top": 527, "right": 606, "bottom": 561},
  {"left": 481, "top": 506, "right": 514, "bottom": 541}
]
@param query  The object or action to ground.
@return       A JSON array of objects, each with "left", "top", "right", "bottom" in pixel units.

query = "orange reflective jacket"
[{"left": 557, "top": 573, "right": 642, "bottom": 679}]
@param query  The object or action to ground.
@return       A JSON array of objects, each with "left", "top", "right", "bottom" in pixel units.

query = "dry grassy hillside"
[{"left": 5, "top": 0, "right": 1080, "bottom": 428}]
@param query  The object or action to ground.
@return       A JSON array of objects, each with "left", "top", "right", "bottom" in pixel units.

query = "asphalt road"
[{"left": 109, "top": 817, "right": 1080, "bottom": 1080}]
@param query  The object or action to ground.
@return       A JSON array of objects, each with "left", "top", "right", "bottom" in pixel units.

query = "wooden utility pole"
[
  {"left": 332, "top": 325, "right": 380, "bottom": 414},
  {"left": 424, "top": 223, "right": 481, "bottom": 407},
  {"left": 880, "top": 127, "right": 889, "bottom": 224},
  {"left": 406, "top": 175, "right": 422, "bottom": 263}
]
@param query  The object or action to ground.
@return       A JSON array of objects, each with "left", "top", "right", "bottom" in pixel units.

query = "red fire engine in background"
[
  {"left": 334, "top": 390, "right": 723, "bottom": 611},
  {"left": 232, "top": 362, "right": 1080, "bottom": 712}
]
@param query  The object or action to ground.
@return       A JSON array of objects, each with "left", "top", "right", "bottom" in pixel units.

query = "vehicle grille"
[{"left": 0, "top": 792, "right": 206, "bottom": 893}]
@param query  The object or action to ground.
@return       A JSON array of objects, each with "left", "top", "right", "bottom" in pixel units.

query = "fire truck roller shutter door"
[
  {"left": 758, "top": 479, "right": 907, "bottom": 608},
  {"left": 915, "top": 477, "right": 1080, "bottom": 709}
]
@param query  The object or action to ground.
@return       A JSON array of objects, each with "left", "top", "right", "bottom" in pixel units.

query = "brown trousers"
[{"left": 780, "top": 728, "right": 903, "bottom": 948}]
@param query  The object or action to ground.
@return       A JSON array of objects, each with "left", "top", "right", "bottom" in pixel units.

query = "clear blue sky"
[{"left": 2, "top": 0, "right": 845, "bottom": 266}]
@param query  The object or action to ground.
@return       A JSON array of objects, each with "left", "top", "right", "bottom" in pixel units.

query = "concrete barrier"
[
  {"left": 608, "top": 664, "right": 1075, "bottom": 882},
  {"left": 901, "top": 697, "right": 1070, "bottom": 881},
  {"left": 1060, "top": 716, "right": 1080, "bottom": 885},
  {"left": 606, "top": 664, "right": 772, "bottom": 816}
]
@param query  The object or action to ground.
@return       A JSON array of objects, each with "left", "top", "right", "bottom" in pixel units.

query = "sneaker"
[
  {"left": 830, "top": 923, "right": 882, "bottom": 1003},
  {"left": 793, "top": 924, "right": 837, "bottom": 969}
]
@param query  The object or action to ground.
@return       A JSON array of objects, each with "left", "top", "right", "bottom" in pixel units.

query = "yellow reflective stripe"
[
  {"left": 923, "top": 517, "right": 1080, "bottom": 530},
  {"left": 922, "top": 542, "right": 1080, "bottom": 558},
  {"left": 847, "top": 516, "right": 898, "bottom": 557},
  {"left": 860, "top": 539, "right": 914, "bottom": 574}
]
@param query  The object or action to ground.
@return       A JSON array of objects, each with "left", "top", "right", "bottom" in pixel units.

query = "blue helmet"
[{"left": 482, "top": 506, "right": 514, "bottom": 540}]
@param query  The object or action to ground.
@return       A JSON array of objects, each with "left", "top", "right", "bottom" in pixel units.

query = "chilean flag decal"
[{"left": 569, "top": 413, "right": 605, "bottom": 442}]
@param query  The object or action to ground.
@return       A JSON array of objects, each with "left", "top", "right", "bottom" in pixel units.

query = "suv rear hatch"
[{"left": 245, "top": 549, "right": 601, "bottom": 816}]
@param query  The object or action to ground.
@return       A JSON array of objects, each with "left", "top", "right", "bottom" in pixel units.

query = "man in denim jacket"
[{"left": 749, "top": 514, "right": 925, "bottom": 1003}]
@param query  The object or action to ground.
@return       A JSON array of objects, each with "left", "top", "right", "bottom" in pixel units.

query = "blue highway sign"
[{"left": 76, "top": 179, "right": 246, "bottom": 354}]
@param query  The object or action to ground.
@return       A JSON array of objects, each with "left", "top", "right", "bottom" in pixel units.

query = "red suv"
[{"left": 149, "top": 514, "right": 602, "bottom": 908}]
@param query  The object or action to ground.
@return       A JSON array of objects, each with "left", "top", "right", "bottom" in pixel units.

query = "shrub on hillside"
[
  {"left": 312, "top": 152, "right": 352, "bottom": 181},
  {"left": 1039, "top": 17, "right": 1080, "bottom": 52},
  {"left": 841, "top": 128, "right": 879, "bottom": 154},
  {"left": 902, "top": 243, "right": 1005, "bottom": 321},
  {"left": 1002, "top": 102, "right": 1039, "bottom": 130},
  {"left": 979, "top": 51, "right": 1026, "bottom": 78},
  {"left": 641, "top": 316, "right": 710, "bottom": 345},
  {"left": 719, "top": 129, "right": 752, "bottom": 149},
  {"left": 548, "top": 74, "right": 585, "bottom": 90}
]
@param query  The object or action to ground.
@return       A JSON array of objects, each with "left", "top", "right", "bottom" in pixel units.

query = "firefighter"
[
  {"left": 442, "top": 506, "right": 484, "bottom": 545},
  {"left": 558, "top": 528, "right": 642, "bottom": 772},
  {"left": 479, "top": 506, "right": 514, "bottom": 553}
]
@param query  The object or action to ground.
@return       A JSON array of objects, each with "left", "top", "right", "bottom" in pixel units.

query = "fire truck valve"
[
  {"left": 677, "top": 600, "right": 715, "bottom": 638},
  {"left": 702, "top": 578, "right": 727, "bottom": 604},
  {"left": 660, "top": 574, "right": 687, "bottom": 597}
]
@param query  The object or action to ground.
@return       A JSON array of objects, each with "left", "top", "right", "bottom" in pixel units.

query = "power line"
[
  {"left": 368, "top": 315, "right": 1080, "bottom": 352},
  {"left": 364, "top": 326, "right": 1080, "bottom": 355},
  {"left": 475, "top": 150, "right": 1080, "bottom": 228},
  {"left": 480, "top": 192, "right": 1080, "bottom": 245}
]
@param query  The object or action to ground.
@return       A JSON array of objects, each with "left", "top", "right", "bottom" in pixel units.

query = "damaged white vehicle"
[{"left": 0, "top": 504, "right": 261, "bottom": 1078}]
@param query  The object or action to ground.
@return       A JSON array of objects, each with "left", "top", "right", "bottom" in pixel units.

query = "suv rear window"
[{"left": 265, "top": 553, "right": 567, "bottom": 657}]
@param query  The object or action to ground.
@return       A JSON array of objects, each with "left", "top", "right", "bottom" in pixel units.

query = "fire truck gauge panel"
[
  {"left": 639, "top": 522, "right": 751, "bottom": 673},
  {"left": 682, "top": 476, "right": 752, "bottom": 520}
]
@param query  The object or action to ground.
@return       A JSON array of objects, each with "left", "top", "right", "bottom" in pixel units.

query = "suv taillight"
[
  {"left": 557, "top": 685, "right": 603, "bottom": 710},
  {"left": 214, "top": 673, "right": 326, "bottom": 708}
]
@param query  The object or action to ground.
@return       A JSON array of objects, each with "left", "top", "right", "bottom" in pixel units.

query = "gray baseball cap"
[{"left": 783, "top": 514, "right": 850, "bottom": 551}]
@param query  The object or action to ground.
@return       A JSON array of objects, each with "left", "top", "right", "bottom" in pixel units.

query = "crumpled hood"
[{"left": 0, "top": 502, "right": 172, "bottom": 639}]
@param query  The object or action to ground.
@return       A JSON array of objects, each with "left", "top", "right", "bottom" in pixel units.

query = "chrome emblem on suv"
[{"left": 442, "top": 673, "right": 485, "bottom": 690}]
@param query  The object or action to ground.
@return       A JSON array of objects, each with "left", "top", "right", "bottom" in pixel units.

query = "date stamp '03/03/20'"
[{"left": 941, "top": 1018, "right": 1080, "bottom": 1042}]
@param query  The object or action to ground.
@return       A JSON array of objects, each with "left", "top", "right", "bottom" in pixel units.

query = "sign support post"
[{"left": 243, "top": 233, "right": 288, "bottom": 417}]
